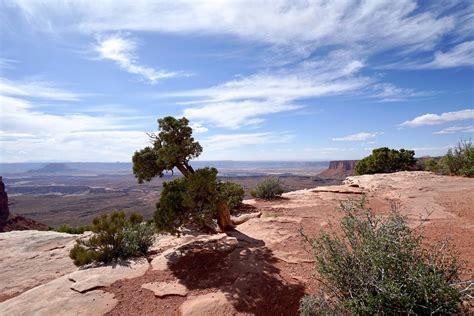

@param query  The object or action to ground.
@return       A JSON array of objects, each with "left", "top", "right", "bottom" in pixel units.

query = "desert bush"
[
  {"left": 218, "top": 182, "right": 244, "bottom": 211},
  {"left": 299, "top": 199, "right": 467, "bottom": 315},
  {"left": 416, "top": 157, "right": 441, "bottom": 173},
  {"left": 55, "top": 223, "right": 90, "bottom": 234},
  {"left": 250, "top": 177, "right": 284, "bottom": 199},
  {"left": 69, "top": 211, "right": 155, "bottom": 266},
  {"left": 355, "top": 147, "right": 416, "bottom": 175},
  {"left": 438, "top": 139, "right": 474, "bottom": 177}
]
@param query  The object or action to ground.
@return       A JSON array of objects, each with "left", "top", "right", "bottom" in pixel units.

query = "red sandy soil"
[{"left": 104, "top": 172, "right": 474, "bottom": 315}]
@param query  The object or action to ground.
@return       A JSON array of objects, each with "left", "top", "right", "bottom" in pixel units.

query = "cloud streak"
[
  {"left": 202, "top": 132, "right": 293, "bottom": 151},
  {"left": 95, "top": 35, "right": 181, "bottom": 84},
  {"left": 434, "top": 125, "right": 474, "bottom": 134},
  {"left": 0, "top": 77, "right": 82, "bottom": 101},
  {"left": 332, "top": 132, "right": 379, "bottom": 142},
  {"left": 399, "top": 109, "right": 474, "bottom": 127},
  {"left": 0, "top": 78, "right": 149, "bottom": 162}
]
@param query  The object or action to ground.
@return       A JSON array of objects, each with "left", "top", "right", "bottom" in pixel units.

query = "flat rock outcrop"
[
  {"left": 179, "top": 291, "right": 235, "bottom": 316},
  {"left": 0, "top": 230, "right": 77, "bottom": 301}
]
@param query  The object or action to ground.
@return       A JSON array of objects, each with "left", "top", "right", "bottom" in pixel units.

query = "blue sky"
[{"left": 0, "top": 0, "right": 473, "bottom": 162}]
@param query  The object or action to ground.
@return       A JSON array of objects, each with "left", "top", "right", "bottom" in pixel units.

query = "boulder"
[
  {"left": 179, "top": 291, "right": 235, "bottom": 316},
  {"left": 142, "top": 281, "right": 188, "bottom": 297}
]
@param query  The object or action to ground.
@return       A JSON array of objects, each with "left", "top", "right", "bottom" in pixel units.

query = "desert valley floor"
[{"left": 0, "top": 171, "right": 473, "bottom": 315}]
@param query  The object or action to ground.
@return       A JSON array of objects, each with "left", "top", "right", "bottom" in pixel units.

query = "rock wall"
[
  {"left": 0, "top": 177, "right": 9, "bottom": 232},
  {"left": 319, "top": 160, "right": 358, "bottom": 178}
]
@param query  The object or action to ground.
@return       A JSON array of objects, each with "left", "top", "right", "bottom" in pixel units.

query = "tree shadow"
[{"left": 167, "top": 229, "right": 305, "bottom": 315}]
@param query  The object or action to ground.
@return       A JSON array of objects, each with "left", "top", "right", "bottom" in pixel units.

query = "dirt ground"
[{"left": 104, "top": 172, "right": 473, "bottom": 315}]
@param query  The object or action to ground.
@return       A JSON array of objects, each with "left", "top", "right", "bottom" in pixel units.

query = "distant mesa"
[
  {"left": 319, "top": 160, "right": 358, "bottom": 178},
  {"left": 28, "top": 163, "right": 76, "bottom": 173}
]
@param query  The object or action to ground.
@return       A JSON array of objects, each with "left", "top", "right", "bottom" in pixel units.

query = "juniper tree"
[{"left": 133, "top": 116, "right": 255, "bottom": 233}]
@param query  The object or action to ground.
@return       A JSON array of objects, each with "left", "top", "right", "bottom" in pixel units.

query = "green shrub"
[
  {"left": 69, "top": 211, "right": 155, "bottom": 266},
  {"left": 438, "top": 139, "right": 474, "bottom": 177},
  {"left": 355, "top": 147, "right": 416, "bottom": 175},
  {"left": 218, "top": 182, "right": 244, "bottom": 211},
  {"left": 251, "top": 177, "right": 284, "bottom": 199},
  {"left": 55, "top": 224, "right": 90, "bottom": 234},
  {"left": 416, "top": 157, "right": 441, "bottom": 173},
  {"left": 300, "top": 199, "right": 466, "bottom": 315}
]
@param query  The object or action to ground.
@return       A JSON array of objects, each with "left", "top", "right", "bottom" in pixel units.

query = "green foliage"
[
  {"left": 416, "top": 157, "right": 441, "bottom": 173},
  {"left": 69, "top": 211, "right": 155, "bottom": 266},
  {"left": 218, "top": 182, "right": 244, "bottom": 211},
  {"left": 438, "top": 139, "right": 474, "bottom": 177},
  {"left": 154, "top": 167, "right": 219, "bottom": 234},
  {"left": 300, "top": 199, "right": 466, "bottom": 315},
  {"left": 132, "top": 116, "right": 202, "bottom": 183},
  {"left": 55, "top": 223, "right": 90, "bottom": 234},
  {"left": 251, "top": 177, "right": 284, "bottom": 199},
  {"left": 355, "top": 147, "right": 416, "bottom": 175}
]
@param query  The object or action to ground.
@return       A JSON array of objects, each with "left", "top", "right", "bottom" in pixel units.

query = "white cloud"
[
  {"left": 372, "top": 83, "right": 433, "bottom": 102},
  {"left": 189, "top": 123, "right": 208, "bottom": 133},
  {"left": 399, "top": 109, "right": 474, "bottom": 127},
  {"left": 332, "top": 132, "right": 379, "bottom": 142},
  {"left": 0, "top": 80, "right": 149, "bottom": 162},
  {"left": 12, "top": 1, "right": 457, "bottom": 55},
  {"left": 434, "top": 125, "right": 474, "bottom": 134},
  {"left": 416, "top": 41, "right": 474, "bottom": 69},
  {"left": 184, "top": 100, "right": 301, "bottom": 129},
  {"left": 95, "top": 35, "right": 180, "bottom": 84},
  {"left": 171, "top": 50, "right": 372, "bottom": 129},
  {"left": 0, "top": 77, "right": 82, "bottom": 101},
  {"left": 0, "top": 58, "right": 17, "bottom": 69},
  {"left": 202, "top": 132, "right": 293, "bottom": 151}
]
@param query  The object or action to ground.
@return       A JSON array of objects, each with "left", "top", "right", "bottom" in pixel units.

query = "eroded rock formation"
[
  {"left": 0, "top": 177, "right": 10, "bottom": 232},
  {"left": 0, "top": 176, "right": 48, "bottom": 232},
  {"left": 319, "top": 160, "right": 358, "bottom": 178}
]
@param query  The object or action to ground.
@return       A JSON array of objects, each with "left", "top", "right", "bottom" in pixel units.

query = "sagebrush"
[
  {"left": 69, "top": 211, "right": 155, "bottom": 266},
  {"left": 438, "top": 139, "right": 474, "bottom": 177},
  {"left": 299, "top": 198, "right": 469, "bottom": 315},
  {"left": 55, "top": 224, "right": 90, "bottom": 234},
  {"left": 251, "top": 177, "right": 285, "bottom": 199}
]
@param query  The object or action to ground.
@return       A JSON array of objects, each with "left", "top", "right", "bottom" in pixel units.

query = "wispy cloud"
[
  {"left": 184, "top": 100, "right": 301, "bottom": 129},
  {"left": 419, "top": 41, "right": 474, "bottom": 69},
  {"left": 371, "top": 83, "right": 434, "bottom": 102},
  {"left": 434, "top": 125, "right": 474, "bottom": 134},
  {"left": 95, "top": 35, "right": 182, "bottom": 84},
  {"left": 0, "top": 78, "right": 149, "bottom": 162},
  {"left": 332, "top": 132, "right": 380, "bottom": 142},
  {"left": 202, "top": 132, "right": 293, "bottom": 151},
  {"left": 387, "top": 41, "right": 474, "bottom": 69},
  {"left": 399, "top": 109, "right": 474, "bottom": 127},
  {"left": 170, "top": 50, "right": 375, "bottom": 129},
  {"left": 0, "top": 77, "right": 82, "bottom": 101},
  {"left": 0, "top": 58, "right": 17, "bottom": 69},
  {"left": 13, "top": 1, "right": 458, "bottom": 55}
]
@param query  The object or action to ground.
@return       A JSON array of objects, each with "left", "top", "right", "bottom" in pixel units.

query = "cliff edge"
[{"left": 319, "top": 160, "right": 358, "bottom": 177}]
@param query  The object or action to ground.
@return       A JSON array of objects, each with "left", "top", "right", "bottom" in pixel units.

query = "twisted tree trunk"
[{"left": 178, "top": 163, "right": 261, "bottom": 232}]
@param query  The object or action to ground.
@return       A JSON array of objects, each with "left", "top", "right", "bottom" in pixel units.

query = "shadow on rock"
[{"left": 168, "top": 229, "right": 305, "bottom": 315}]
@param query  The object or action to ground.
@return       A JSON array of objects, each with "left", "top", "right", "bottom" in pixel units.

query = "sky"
[{"left": 0, "top": 0, "right": 473, "bottom": 162}]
